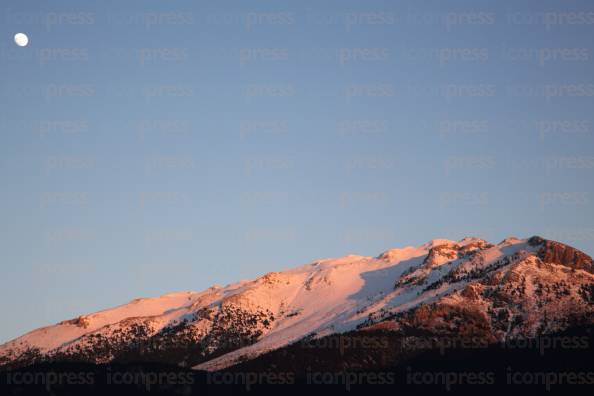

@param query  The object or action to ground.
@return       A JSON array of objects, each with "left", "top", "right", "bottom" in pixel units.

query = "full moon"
[{"left": 14, "top": 33, "right": 28, "bottom": 47}]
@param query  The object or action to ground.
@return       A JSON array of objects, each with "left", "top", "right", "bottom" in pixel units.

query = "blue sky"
[{"left": 1, "top": 0, "right": 593, "bottom": 342}]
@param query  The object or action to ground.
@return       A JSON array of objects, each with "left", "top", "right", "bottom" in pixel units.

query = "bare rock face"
[
  {"left": 59, "top": 316, "right": 90, "bottom": 329},
  {"left": 529, "top": 236, "right": 594, "bottom": 274},
  {"left": 542, "top": 241, "right": 593, "bottom": 273},
  {"left": 423, "top": 244, "right": 460, "bottom": 267},
  {"left": 460, "top": 284, "right": 481, "bottom": 300}
]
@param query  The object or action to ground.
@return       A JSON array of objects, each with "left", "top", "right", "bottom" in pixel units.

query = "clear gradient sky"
[{"left": 1, "top": 0, "right": 594, "bottom": 342}]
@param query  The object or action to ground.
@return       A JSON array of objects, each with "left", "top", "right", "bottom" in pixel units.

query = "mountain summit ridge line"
[{"left": 1, "top": 235, "right": 592, "bottom": 371}]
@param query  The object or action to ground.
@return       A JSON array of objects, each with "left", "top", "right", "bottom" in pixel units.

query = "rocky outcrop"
[
  {"left": 539, "top": 239, "right": 594, "bottom": 274},
  {"left": 422, "top": 244, "right": 459, "bottom": 267},
  {"left": 366, "top": 253, "right": 594, "bottom": 341}
]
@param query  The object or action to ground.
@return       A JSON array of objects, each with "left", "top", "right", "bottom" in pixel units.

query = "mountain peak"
[
  {"left": 423, "top": 238, "right": 457, "bottom": 248},
  {"left": 499, "top": 236, "right": 524, "bottom": 246},
  {"left": 1, "top": 235, "right": 592, "bottom": 372},
  {"left": 376, "top": 245, "right": 425, "bottom": 263}
]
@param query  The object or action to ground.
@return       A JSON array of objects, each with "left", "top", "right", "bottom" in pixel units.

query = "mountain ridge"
[{"left": 1, "top": 235, "right": 592, "bottom": 372}]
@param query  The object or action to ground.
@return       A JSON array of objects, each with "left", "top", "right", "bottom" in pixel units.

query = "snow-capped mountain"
[{"left": 1, "top": 236, "right": 593, "bottom": 371}]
